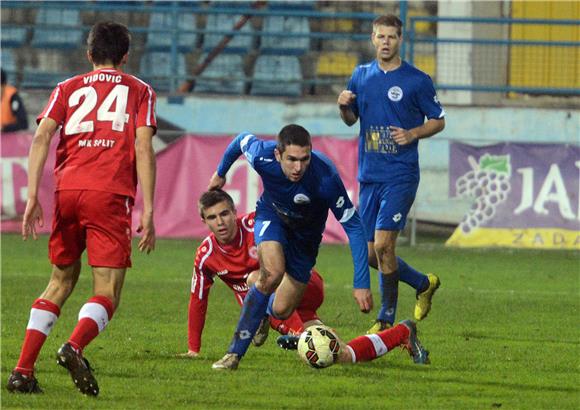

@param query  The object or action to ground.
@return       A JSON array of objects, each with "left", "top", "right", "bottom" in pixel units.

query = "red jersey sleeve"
[
  {"left": 135, "top": 82, "right": 157, "bottom": 132},
  {"left": 37, "top": 84, "right": 66, "bottom": 125},
  {"left": 188, "top": 241, "right": 215, "bottom": 353}
]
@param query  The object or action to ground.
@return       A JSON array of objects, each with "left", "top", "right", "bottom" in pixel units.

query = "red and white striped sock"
[
  {"left": 346, "top": 323, "right": 410, "bottom": 363},
  {"left": 15, "top": 298, "right": 61, "bottom": 376},
  {"left": 68, "top": 295, "right": 114, "bottom": 353}
]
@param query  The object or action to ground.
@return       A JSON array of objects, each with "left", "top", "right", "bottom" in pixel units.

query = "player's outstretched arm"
[
  {"left": 22, "top": 118, "right": 58, "bottom": 240},
  {"left": 328, "top": 177, "right": 373, "bottom": 313},
  {"left": 136, "top": 126, "right": 156, "bottom": 253}
]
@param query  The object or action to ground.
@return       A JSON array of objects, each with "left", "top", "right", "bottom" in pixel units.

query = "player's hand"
[
  {"left": 337, "top": 90, "right": 356, "bottom": 107},
  {"left": 22, "top": 197, "right": 44, "bottom": 241},
  {"left": 389, "top": 126, "right": 417, "bottom": 145},
  {"left": 177, "top": 350, "right": 199, "bottom": 358},
  {"left": 208, "top": 171, "right": 226, "bottom": 191},
  {"left": 137, "top": 212, "right": 156, "bottom": 254},
  {"left": 353, "top": 288, "right": 373, "bottom": 313}
]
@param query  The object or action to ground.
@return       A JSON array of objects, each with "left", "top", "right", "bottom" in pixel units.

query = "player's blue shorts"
[
  {"left": 254, "top": 207, "right": 320, "bottom": 284},
  {"left": 359, "top": 180, "right": 418, "bottom": 241}
]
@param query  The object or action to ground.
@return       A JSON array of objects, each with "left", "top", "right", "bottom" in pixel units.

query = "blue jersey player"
[
  {"left": 208, "top": 124, "right": 373, "bottom": 370},
  {"left": 338, "top": 15, "right": 445, "bottom": 333}
]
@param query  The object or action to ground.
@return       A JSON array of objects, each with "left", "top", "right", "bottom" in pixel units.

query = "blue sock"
[
  {"left": 377, "top": 270, "right": 399, "bottom": 325},
  {"left": 397, "top": 257, "right": 429, "bottom": 293},
  {"left": 266, "top": 293, "right": 283, "bottom": 320},
  {"left": 227, "top": 285, "right": 270, "bottom": 357}
]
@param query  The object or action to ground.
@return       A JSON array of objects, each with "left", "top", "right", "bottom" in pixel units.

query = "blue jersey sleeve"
[
  {"left": 216, "top": 132, "right": 259, "bottom": 177},
  {"left": 416, "top": 75, "right": 445, "bottom": 120},
  {"left": 346, "top": 67, "right": 360, "bottom": 118},
  {"left": 327, "top": 174, "right": 370, "bottom": 289}
]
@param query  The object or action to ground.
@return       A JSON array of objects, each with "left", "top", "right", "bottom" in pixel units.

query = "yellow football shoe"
[
  {"left": 414, "top": 273, "right": 441, "bottom": 321},
  {"left": 366, "top": 320, "right": 391, "bottom": 334}
]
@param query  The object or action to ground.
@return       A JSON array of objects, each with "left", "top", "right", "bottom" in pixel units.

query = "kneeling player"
[{"left": 183, "top": 190, "right": 324, "bottom": 356}]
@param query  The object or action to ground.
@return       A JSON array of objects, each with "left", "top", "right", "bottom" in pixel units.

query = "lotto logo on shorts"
[{"left": 392, "top": 213, "right": 402, "bottom": 222}]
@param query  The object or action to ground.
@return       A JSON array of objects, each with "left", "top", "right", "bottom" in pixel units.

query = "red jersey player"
[
  {"left": 7, "top": 22, "right": 156, "bottom": 396},
  {"left": 184, "top": 190, "right": 324, "bottom": 356}
]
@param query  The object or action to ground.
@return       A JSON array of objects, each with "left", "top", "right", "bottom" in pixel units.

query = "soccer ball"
[{"left": 297, "top": 325, "right": 340, "bottom": 369}]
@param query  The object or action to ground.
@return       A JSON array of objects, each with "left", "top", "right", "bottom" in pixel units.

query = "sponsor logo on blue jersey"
[{"left": 388, "top": 86, "right": 403, "bottom": 102}]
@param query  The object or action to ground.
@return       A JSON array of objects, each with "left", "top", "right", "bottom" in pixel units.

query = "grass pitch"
[{"left": 1, "top": 233, "right": 579, "bottom": 409}]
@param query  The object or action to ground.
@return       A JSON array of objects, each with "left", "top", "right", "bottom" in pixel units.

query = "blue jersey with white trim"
[
  {"left": 217, "top": 132, "right": 370, "bottom": 289},
  {"left": 347, "top": 60, "right": 445, "bottom": 184}
]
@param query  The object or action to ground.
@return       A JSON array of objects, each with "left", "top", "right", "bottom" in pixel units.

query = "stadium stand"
[
  {"left": 260, "top": 16, "right": 311, "bottom": 55},
  {"left": 22, "top": 50, "right": 71, "bottom": 89},
  {"left": 250, "top": 54, "right": 302, "bottom": 97},
  {"left": 194, "top": 53, "right": 247, "bottom": 95},
  {"left": 139, "top": 51, "right": 186, "bottom": 92},
  {"left": 146, "top": 11, "right": 198, "bottom": 52},
  {"left": 1, "top": 50, "right": 18, "bottom": 84},
  {"left": 2, "top": 1, "right": 576, "bottom": 100},
  {"left": 1, "top": 26, "right": 28, "bottom": 48},
  {"left": 202, "top": 4, "right": 255, "bottom": 53},
  {"left": 267, "top": 1, "right": 316, "bottom": 10},
  {"left": 316, "top": 51, "right": 358, "bottom": 77},
  {"left": 31, "top": 8, "right": 84, "bottom": 49}
]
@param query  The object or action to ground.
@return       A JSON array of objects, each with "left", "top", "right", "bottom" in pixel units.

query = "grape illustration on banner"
[{"left": 455, "top": 154, "right": 511, "bottom": 234}]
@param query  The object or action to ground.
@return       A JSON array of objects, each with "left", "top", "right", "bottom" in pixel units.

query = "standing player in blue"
[
  {"left": 208, "top": 124, "right": 373, "bottom": 370},
  {"left": 338, "top": 15, "right": 445, "bottom": 333}
]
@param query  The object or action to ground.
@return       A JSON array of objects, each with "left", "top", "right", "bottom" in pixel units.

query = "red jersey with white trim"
[
  {"left": 188, "top": 212, "right": 326, "bottom": 352},
  {"left": 188, "top": 212, "right": 258, "bottom": 352},
  {"left": 37, "top": 68, "right": 157, "bottom": 198}
]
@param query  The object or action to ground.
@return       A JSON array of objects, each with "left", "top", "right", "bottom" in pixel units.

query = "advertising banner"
[
  {"left": 1, "top": 133, "right": 359, "bottom": 243},
  {"left": 447, "top": 142, "right": 580, "bottom": 249}
]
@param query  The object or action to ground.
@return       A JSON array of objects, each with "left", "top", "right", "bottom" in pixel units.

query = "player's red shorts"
[
  {"left": 49, "top": 190, "right": 133, "bottom": 268},
  {"left": 296, "top": 269, "right": 324, "bottom": 322}
]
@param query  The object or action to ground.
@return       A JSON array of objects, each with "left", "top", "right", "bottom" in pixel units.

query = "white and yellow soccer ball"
[{"left": 297, "top": 325, "right": 340, "bottom": 369}]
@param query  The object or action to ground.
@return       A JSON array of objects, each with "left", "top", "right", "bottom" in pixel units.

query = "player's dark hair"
[
  {"left": 276, "top": 124, "right": 312, "bottom": 153},
  {"left": 87, "top": 22, "right": 131, "bottom": 66},
  {"left": 1, "top": 69, "right": 6, "bottom": 85},
  {"left": 373, "top": 14, "right": 403, "bottom": 37},
  {"left": 198, "top": 189, "right": 235, "bottom": 218}
]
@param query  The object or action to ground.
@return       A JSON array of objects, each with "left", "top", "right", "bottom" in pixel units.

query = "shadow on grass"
[{"left": 461, "top": 331, "right": 580, "bottom": 345}]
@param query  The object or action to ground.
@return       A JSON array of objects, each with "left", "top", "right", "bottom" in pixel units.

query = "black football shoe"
[
  {"left": 6, "top": 371, "right": 43, "bottom": 394},
  {"left": 276, "top": 335, "right": 299, "bottom": 350},
  {"left": 56, "top": 343, "right": 99, "bottom": 396}
]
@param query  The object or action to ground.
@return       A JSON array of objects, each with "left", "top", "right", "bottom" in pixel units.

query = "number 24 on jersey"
[{"left": 66, "top": 84, "right": 130, "bottom": 135}]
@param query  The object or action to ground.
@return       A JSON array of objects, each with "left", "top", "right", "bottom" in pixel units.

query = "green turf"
[{"left": 1, "top": 233, "right": 579, "bottom": 409}]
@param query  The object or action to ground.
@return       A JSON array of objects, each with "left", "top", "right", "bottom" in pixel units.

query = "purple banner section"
[
  {"left": 1, "top": 132, "right": 359, "bottom": 243},
  {"left": 449, "top": 142, "right": 580, "bottom": 233}
]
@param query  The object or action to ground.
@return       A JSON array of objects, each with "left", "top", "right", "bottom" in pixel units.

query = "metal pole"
[
  {"left": 170, "top": 1, "right": 179, "bottom": 93},
  {"left": 400, "top": 0, "right": 408, "bottom": 59}
]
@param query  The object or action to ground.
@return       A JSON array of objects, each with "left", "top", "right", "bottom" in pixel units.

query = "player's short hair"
[
  {"left": 373, "top": 14, "right": 403, "bottom": 37},
  {"left": 276, "top": 124, "right": 312, "bottom": 154},
  {"left": 87, "top": 22, "right": 131, "bottom": 66},
  {"left": 0, "top": 69, "right": 6, "bottom": 86},
  {"left": 198, "top": 189, "right": 235, "bottom": 218}
]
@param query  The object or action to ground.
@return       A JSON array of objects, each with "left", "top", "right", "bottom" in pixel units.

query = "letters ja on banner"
[{"left": 447, "top": 142, "right": 580, "bottom": 249}]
